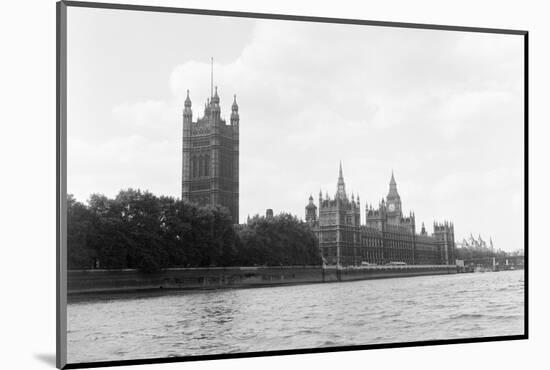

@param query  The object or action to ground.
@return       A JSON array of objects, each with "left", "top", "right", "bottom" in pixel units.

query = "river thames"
[{"left": 67, "top": 270, "right": 524, "bottom": 363}]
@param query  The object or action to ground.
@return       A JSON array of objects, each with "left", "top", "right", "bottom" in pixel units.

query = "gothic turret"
[
  {"left": 305, "top": 194, "right": 317, "bottom": 224},
  {"left": 230, "top": 94, "right": 239, "bottom": 125},
  {"left": 204, "top": 98, "right": 211, "bottom": 117},
  {"left": 184, "top": 89, "right": 192, "bottom": 116},
  {"left": 433, "top": 221, "right": 456, "bottom": 265},
  {"left": 210, "top": 86, "right": 221, "bottom": 121},
  {"left": 211, "top": 86, "right": 220, "bottom": 105}
]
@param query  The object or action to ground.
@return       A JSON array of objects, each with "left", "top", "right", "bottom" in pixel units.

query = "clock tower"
[{"left": 386, "top": 171, "right": 402, "bottom": 224}]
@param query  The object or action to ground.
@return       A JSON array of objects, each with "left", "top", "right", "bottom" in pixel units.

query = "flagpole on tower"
[{"left": 210, "top": 57, "right": 213, "bottom": 98}]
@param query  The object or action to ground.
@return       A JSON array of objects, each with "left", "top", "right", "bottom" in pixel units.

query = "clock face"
[{"left": 388, "top": 203, "right": 396, "bottom": 212}]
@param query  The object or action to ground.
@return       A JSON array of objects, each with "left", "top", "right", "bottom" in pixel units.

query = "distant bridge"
[{"left": 461, "top": 255, "right": 524, "bottom": 271}]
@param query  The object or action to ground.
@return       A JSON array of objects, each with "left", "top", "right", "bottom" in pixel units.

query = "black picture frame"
[{"left": 56, "top": 1, "right": 529, "bottom": 368}]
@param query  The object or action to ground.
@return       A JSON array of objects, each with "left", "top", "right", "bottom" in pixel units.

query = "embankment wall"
[{"left": 67, "top": 265, "right": 457, "bottom": 294}]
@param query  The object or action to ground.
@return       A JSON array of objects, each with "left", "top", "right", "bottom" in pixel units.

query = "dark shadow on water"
[{"left": 34, "top": 353, "right": 56, "bottom": 367}]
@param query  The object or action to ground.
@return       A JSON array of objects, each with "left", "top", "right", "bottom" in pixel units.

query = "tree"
[
  {"left": 67, "top": 194, "right": 96, "bottom": 269},
  {"left": 67, "top": 189, "right": 321, "bottom": 271},
  {"left": 158, "top": 196, "right": 193, "bottom": 267},
  {"left": 235, "top": 213, "right": 321, "bottom": 266},
  {"left": 86, "top": 193, "right": 130, "bottom": 269}
]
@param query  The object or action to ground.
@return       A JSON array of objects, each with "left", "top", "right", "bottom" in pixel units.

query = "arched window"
[{"left": 205, "top": 155, "right": 210, "bottom": 176}]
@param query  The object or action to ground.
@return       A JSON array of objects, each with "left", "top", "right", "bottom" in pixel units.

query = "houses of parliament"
[
  {"left": 180, "top": 81, "right": 454, "bottom": 266},
  {"left": 305, "top": 164, "right": 456, "bottom": 266}
]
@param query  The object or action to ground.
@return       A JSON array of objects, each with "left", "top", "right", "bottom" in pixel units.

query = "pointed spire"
[
  {"left": 336, "top": 162, "right": 347, "bottom": 200},
  {"left": 387, "top": 170, "right": 399, "bottom": 199}
]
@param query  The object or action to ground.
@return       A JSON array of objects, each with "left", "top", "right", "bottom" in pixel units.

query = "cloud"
[
  {"left": 68, "top": 134, "right": 180, "bottom": 202},
  {"left": 112, "top": 100, "right": 178, "bottom": 139}
]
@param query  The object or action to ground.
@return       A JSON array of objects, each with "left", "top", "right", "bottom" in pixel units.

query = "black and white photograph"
[{"left": 58, "top": 1, "right": 526, "bottom": 368}]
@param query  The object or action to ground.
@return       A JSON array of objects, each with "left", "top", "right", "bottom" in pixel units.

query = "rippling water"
[{"left": 67, "top": 270, "right": 524, "bottom": 363}]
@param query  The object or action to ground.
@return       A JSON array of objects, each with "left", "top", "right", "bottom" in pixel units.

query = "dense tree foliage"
[
  {"left": 235, "top": 213, "right": 321, "bottom": 266},
  {"left": 67, "top": 195, "right": 97, "bottom": 269},
  {"left": 67, "top": 190, "right": 321, "bottom": 271}
]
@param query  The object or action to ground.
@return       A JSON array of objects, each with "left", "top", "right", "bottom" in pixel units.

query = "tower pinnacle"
[
  {"left": 231, "top": 94, "right": 239, "bottom": 123},
  {"left": 184, "top": 89, "right": 192, "bottom": 108},
  {"left": 336, "top": 162, "right": 347, "bottom": 200}
]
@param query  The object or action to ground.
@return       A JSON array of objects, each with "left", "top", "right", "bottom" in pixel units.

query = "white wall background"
[{"left": 0, "top": 0, "right": 546, "bottom": 369}]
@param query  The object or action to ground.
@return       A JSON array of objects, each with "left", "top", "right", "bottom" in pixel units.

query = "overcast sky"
[{"left": 67, "top": 7, "right": 524, "bottom": 251}]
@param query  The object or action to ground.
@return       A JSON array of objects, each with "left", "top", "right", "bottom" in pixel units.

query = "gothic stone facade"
[
  {"left": 181, "top": 87, "right": 239, "bottom": 222},
  {"left": 305, "top": 164, "right": 455, "bottom": 266}
]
